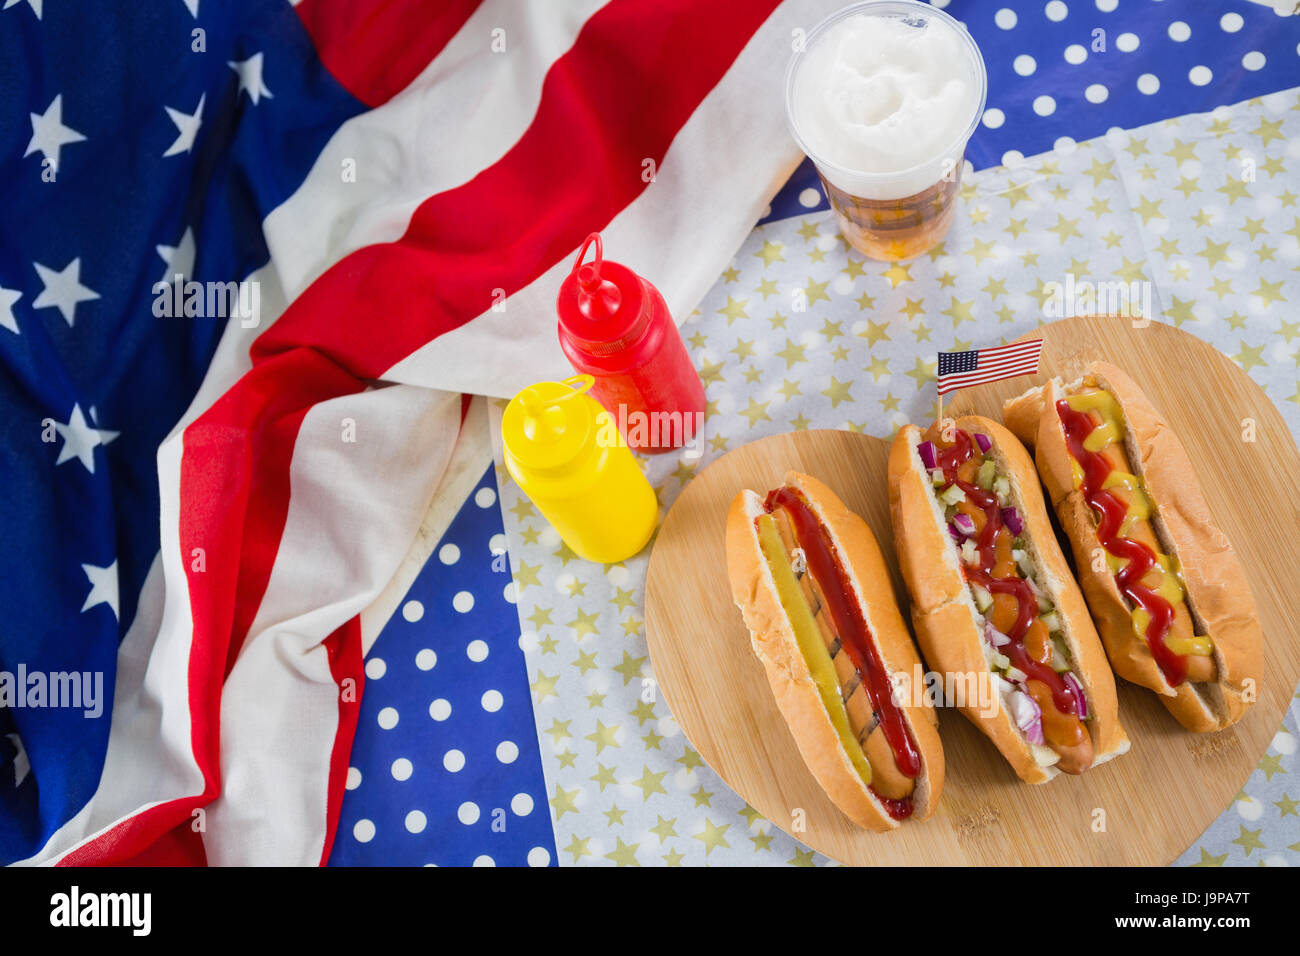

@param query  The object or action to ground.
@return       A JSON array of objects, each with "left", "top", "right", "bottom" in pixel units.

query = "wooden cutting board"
[{"left": 644, "top": 316, "right": 1300, "bottom": 866}]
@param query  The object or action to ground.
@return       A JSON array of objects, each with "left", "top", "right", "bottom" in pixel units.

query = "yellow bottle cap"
[{"left": 502, "top": 375, "right": 599, "bottom": 474}]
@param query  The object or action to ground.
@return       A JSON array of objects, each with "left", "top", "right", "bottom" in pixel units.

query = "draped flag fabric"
[{"left": 0, "top": 0, "right": 817, "bottom": 865}]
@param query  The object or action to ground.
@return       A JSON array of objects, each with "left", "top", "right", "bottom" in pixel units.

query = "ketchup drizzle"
[
  {"left": 1055, "top": 399, "right": 1186, "bottom": 686},
  {"left": 936, "top": 431, "right": 1080, "bottom": 717},
  {"left": 762, "top": 487, "right": 919, "bottom": 820}
]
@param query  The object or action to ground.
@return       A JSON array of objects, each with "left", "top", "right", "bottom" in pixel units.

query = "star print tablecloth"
[{"left": 486, "top": 88, "right": 1300, "bottom": 867}]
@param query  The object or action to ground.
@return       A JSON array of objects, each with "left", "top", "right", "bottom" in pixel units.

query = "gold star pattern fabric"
[{"left": 488, "top": 91, "right": 1300, "bottom": 866}]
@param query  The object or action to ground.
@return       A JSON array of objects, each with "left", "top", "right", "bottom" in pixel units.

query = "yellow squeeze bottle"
[{"left": 502, "top": 375, "right": 657, "bottom": 564}]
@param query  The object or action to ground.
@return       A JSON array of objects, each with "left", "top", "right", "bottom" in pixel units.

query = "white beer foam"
[{"left": 791, "top": 13, "right": 981, "bottom": 200}]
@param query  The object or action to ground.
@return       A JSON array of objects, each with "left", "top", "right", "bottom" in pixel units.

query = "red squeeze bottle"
[{"left": 556, "top": 233, "right": 706, "bottom": 454}]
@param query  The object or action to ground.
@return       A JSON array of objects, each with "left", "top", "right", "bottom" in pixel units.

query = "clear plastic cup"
[{"left": 785, "top": 0, "right": 988, "bottom": 261}]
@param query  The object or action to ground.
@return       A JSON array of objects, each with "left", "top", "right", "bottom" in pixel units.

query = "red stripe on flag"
[
  {"left": 67, "top": 0, "right": 782, "bottom": 865},
  {"left": 295, "top": 0, "right": 484, "bottom": 108},
  {"left": 320, "top": 616, "right": 365, "bottom": 866}
]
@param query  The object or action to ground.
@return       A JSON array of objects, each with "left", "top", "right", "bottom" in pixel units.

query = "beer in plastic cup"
[{"left": 785, "top": 1, "right": 988, "bottom": 261}]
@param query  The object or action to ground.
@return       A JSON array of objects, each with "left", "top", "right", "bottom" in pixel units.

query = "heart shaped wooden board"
[{"left": 644, "top": 316, "right": 1300, "bottom": 865}]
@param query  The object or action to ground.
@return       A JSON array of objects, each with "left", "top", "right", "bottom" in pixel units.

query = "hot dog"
[
  {"left": 1003, "top": 362, "right": 1262, "bottom": 732},
  {"left": 888, "top": 417, "right": 1129, "bottom": 784},
  {"left": 726, "top": 471, "right": 944, "bottom": 830}
]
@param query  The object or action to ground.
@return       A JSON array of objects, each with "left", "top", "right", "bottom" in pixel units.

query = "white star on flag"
[
  {"left": 4, "top": 0, "right": 43, "bottom": 21},
  {"left": 229, "top": 53, "right": 272, "bottom": 105},
  {"left": 163, "top": 93, "right": 205, "bottom": 157},
  {"left": 182, "top": 0, "right": 198, "bottom": 17},
  {"left": 81, "top": 561, "right": 120, "bottom": 620},
  {"left": 53, "top": 403, "right": 118, "bottom": 473},
  {"left": 5, "top": 734, "right": 29, "bottom": 789},
  {"left": 0, "top": 286, "right": 21, "bottom": 335},
  {"left": 25, "top": 94, "right": 86, "bottom": 173},
  {"left": 32, "top": 258, "right": 99, "bottom": 326},
  {"left": 157, "top": 226, "right": 197, "bottom": 284}
]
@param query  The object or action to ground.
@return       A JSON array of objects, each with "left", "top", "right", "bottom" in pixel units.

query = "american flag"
[
  {"left": 937, "top": 339, "right": 1044, "bottom": 395},
  {"left": 0, "top": 0, "right": 813, "bottom": 865}
]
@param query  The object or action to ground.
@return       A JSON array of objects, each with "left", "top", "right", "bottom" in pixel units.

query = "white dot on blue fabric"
[
  {"left": 328, "top": 465, "right": 555, "bottom": 867},
  {"left": 1045, "top": 1, "right": 1068, "bottom": 23}
]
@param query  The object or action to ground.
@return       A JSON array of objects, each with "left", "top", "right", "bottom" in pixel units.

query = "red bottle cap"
[{"left": 557, "top": 233, "right": 650, "bottom": 357}]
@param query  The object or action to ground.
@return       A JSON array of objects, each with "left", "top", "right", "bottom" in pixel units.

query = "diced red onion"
[
  {"left": 918, "top": 441, "right": 937, "bottom": 469},
  {"left": 1000, "top": 506, "right": 1023, "bottom": 535},
  {"left": 952, "top": 513, "right": 976, "bottom": 537},
  {"left": 975, "top": 433, "right": 992, "bottom": 453},
  {"left": 984, "top": 621, "right": 1011, "bottom": 648},
  {"left": 1009, "top": 690, "right": 1044, "bottom": 745},
  {"left": 947, "top": 524, "right": 960, "bottom": 541},
  {"left": 1063, "top": 672, "right": 1089, "bottom": 719}
]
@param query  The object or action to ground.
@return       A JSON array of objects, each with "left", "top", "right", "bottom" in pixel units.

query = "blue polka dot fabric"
[
  {"left": 763, "top": 0, "right": 1300, "bottom": 224},
  {"left": 328, "top": 464, "right": 556, "bottom": 867}
]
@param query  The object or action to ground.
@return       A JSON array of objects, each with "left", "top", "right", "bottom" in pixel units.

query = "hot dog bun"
[
  {"left": 725, "top": 471, "right": 944, "bottom": 830},
  {"left": 888, "top": 417, "right": 1129, "bottom": 784},
  {"left": 1003, "top": 362, "right": 1262, "bottom": 732}
]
